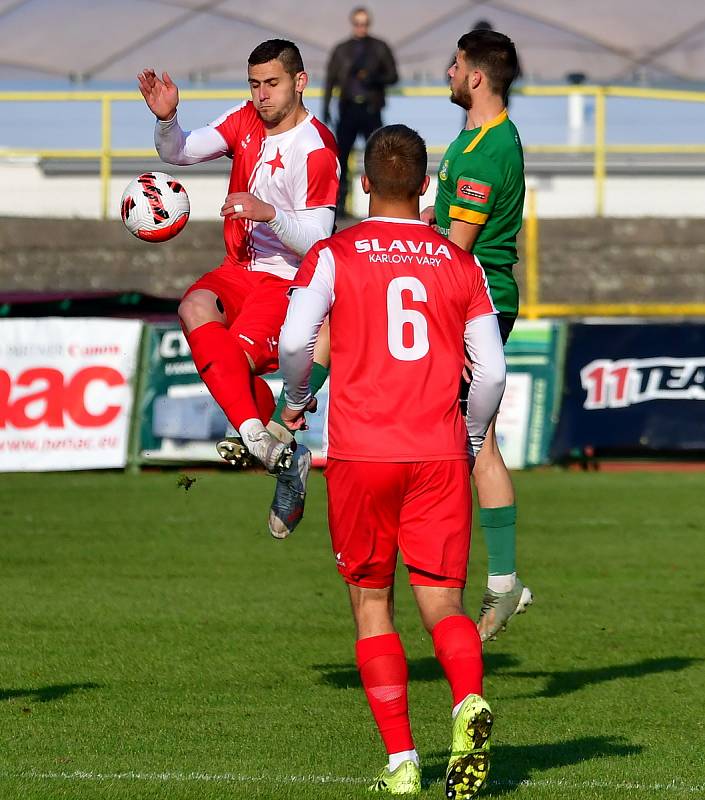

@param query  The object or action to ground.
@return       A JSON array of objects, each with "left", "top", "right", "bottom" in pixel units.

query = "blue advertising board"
[{"left": 551, "top": 322, "right": 705, "bottom": 458}]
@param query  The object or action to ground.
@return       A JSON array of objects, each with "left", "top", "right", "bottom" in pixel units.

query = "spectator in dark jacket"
[{"left": 323, "top": 7, "right": 398, "bottom": 216}]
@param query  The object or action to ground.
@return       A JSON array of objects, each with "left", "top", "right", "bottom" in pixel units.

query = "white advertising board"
[
  {"left": 0, "top": 318, "right": 142, "bottom": 471},
  {"left": 495, "top": 372, "right": 533, "bottom": 470}
]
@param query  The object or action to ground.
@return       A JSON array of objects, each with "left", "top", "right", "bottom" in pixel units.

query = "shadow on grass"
[
  {"left": 423, "top": 735, "right": 642, "bottom": 795},
  {"left": 504, "top": 656, "right": 703, "bottom": 698},
  {"left": 313, "top": 652, "right": 520, "bottom": 689},
  {"left": 0, "top": 682, "right": 101, "bottom": 703}
]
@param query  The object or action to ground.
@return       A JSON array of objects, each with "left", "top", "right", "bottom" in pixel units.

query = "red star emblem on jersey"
[{"left": 266, "top": 148, "right": 285, "bottom": 175}]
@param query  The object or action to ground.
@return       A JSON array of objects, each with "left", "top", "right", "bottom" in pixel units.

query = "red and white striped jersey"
[
  {"left": 290, "top": 217, "right": 497, "bottom": 461},
  {"left": 211, "top": 101, "right": 339, "bottom": 278}
]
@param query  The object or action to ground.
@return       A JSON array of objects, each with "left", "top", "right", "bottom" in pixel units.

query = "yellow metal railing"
[
  {"left": 2, "top": 85, "right": 705, "bottom": 317},
  {"left": 518, "top": 85, "right": 705, "bottom": 221},
  {"left": 0, "top": 88, "right": 255, "bottom": 218}
]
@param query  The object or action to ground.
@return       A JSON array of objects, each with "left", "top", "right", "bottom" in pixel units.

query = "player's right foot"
[
  {"left": 239, "top": 429, "right": 293, "bottom": 474},
  {"left": 268, "top": 444, "right": 312, "bottom": 539},
  {"left": 445, "top": 695, "right": 492, "bottom": 800},
  {"left": 216, "top": 435, "right": 256, "bottom": 469},
  {"left": 477, "top": 578, "right": 533, "bottom": 642},
  {"left": 217, "top": 431, "right": 292, "bottom": 474},
  {"left": 369, "top": 760, "right": 421, "bottom": 795}
]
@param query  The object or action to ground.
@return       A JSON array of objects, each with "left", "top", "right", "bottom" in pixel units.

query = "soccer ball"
[{"left": 120, "top": 171, "right": 190, "bottom": 242}]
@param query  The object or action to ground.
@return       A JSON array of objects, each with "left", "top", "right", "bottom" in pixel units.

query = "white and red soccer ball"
[{"left": 120, "top": 171, "right": 190, "bottom": 242}]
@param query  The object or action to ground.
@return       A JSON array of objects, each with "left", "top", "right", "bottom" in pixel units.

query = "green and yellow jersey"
[{"left": 435, "top": 109, "right": 525, "bottom": 317}]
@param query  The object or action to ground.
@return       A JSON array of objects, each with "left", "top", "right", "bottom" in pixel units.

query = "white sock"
[
  {"left": 267, "top": 419, "right": 294, "bottom": 445},
  {"left": 388, "top": 749, "right": 419, "bottom": 771},
  {"left": 452, "top": 691, "right": 484, "bottom": 720},
  {"left": 488, "top": 572, "right": 516, "bottom": 593},
  {"left": 452, "top": 696, "right": 469, "bottom": 720},
  {"left": 238, "top": 418, "right": 266, "bottom": 449}
]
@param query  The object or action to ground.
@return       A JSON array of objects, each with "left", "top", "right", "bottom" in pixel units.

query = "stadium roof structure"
[{"left": 1, "top": 0, "right": 705, "bottom": 86}]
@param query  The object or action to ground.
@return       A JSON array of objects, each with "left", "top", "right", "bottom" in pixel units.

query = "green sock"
[
  {"left": 308, "top": 361, "right": 330, "bottom": 397},
  {"left": 271, "top": 362, "right": 329, "bottom": 426},
  {"left": 479, "top": 505, "right": 516, "bottom": 576}
]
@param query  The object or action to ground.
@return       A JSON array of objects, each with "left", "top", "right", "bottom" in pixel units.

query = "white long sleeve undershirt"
[
  {"left": 463, "top": 314, "right": 507, "bottom": 457},
  {"left": 279, "top": 286, "right": 330, "bottom": 410},
  {"left": 154, "top": 114, "right": 335, "bottom": 256},
  {"left": 155, "top": 113, "right": 228, "bottom": 164},
  {"left": 267, "top": 206, "right": 335, "bottom": 258}
]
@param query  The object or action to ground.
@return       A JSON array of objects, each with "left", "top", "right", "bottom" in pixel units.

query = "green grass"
[{"left": 1, "top": 469, "right": 704, "bottom": 800}]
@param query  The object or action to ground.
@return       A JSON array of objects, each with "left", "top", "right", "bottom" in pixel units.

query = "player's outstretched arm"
[
  {"left": 139, "top": 67, "right": 227, "bottom": 166},
  {"left": 137, "top": 68, "right": 179, "bottom": 121}
]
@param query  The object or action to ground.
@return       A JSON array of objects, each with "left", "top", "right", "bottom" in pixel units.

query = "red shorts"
[
  {"left": 325, "top": 458, "right": 472, "bottom": 589},
  {"left": 184, "top": 260, "right": 291, "bottom": 374}
]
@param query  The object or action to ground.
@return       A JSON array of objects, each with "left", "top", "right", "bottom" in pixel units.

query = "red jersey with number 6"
[{"left": 292, "top": 216, "right": 497, "bottom": 461}]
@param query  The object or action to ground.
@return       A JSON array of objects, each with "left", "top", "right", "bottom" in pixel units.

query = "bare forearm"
[{"left": 449, "top": 219, "right": 482, "bottom": 253}]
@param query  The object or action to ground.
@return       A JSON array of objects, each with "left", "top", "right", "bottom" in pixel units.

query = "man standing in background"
[
  {"left": 323, "top": 6, "right": 398, "bottom": 217},
  {"left": 423, "top": 29, "right": 533, "bottom": 642}
]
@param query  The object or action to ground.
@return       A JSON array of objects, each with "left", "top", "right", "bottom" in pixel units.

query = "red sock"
[
  {"left": 432, "top": 615, "right": 483, "bottom": 705},
  {"left": 252, "top": 377, "right": 274, "bottom": 426},
  {"left": 186, "top": 321, "right": 263, "bottom": 430},
  {"left": 356, "top": 633, "right": 414, "bottom": 754}
]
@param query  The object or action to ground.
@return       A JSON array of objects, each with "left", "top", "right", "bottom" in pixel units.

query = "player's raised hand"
[
  {"left": 137, "top": 69, "right": 179, "bottom": 122},
  {"left": 221, "top": 192, "right": 276, "bottom": 223}
]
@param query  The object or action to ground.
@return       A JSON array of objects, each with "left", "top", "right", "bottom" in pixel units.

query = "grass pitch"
[{"left": 1, "top": 469, "right": 704, "bottom": 800}]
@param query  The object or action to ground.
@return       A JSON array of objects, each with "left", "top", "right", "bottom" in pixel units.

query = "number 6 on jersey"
[{"left": 386, "top": 277, "right": 430, "bottom": 361}]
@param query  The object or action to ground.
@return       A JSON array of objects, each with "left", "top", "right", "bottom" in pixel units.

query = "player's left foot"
[
  {"left": 477, "top": 578, "right": 533, "bottom": 643},
  {"left": 369, "top": 760, "right": 421, "bottom": 795},
  {"left": 216, "top": 435, "right": 256, "bottom": 469},
  {"left": 446, "top": 694, "right": 492, "bottom": 800},
  {"left": 268, "top": 443, "right": 312, "bottom": 539}
]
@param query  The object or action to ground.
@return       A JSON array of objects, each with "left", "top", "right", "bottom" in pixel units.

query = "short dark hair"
[
  {"left": 364, "top": 125, "right": 427, "bottom": 200},
  {"left": 248, "top": 39, "right": 304, "bottom": 78},
  {"left": 350, "top": 6, "right": 370, "bottom": 21},
  {"left": 457, "top": 29, "right": 518, "bottom": 98}
]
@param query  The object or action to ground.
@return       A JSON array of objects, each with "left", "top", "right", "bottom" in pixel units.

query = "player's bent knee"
[{"left": 178, "top": 290, "right": 223, "bottom": 333}]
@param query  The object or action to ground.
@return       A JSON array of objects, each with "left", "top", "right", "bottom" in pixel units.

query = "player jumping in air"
[
  {"left": 279, "top": 125, "right": 506, "bottom": 797},
  {"left": 423, "top": 29, "right": 533, "bottom": 641},
  {"left": 138, "top": 39, "right": 339, "bottom": 537}
]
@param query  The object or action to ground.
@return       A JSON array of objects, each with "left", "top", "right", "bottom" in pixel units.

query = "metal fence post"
[
  {"left": 525, "top": 186, "right": 540, "bottom": 319},
  {"left": 100, "top": 94, "right": 112, "bottom": 220},
  {"left": 594, "top": 88, "right": 606, "bottom": 217}
]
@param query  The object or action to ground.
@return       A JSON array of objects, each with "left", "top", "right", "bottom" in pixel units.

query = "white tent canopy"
[{"left": 1, "top": 0, "right": 705, "bottom": 85}]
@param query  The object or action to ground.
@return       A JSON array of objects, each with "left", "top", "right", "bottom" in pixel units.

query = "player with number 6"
[{"left": 278, "top": 125, "right": 506, "bottom": 798}]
